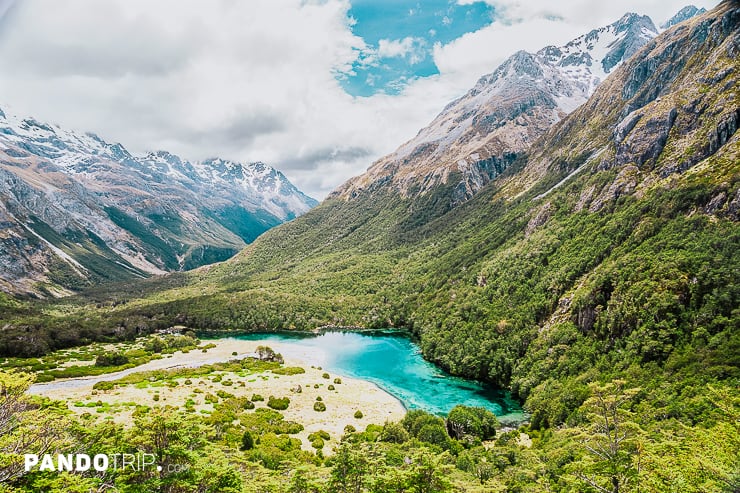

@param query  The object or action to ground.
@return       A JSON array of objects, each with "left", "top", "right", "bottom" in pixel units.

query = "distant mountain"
[
  {"left": 0, "top": 109, "right": 317, "bottom": 296},
  {"left": 661, "top": 5, "right": 707, "bottom": 29},
  {"left": 334, "top": 13, "right": 659, "bottom": 204}
]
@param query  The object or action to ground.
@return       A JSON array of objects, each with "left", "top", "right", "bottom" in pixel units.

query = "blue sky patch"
[{"left": 338, "top": 0, "right": 496, "bottom": 97}]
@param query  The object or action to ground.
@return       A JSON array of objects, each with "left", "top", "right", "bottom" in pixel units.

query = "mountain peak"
[
  {"left": 661, "top": 5, "right": 708, "bottom": 29},
  {"left": 614, "top": 12, "right": 655, "bottom": 32},
  {"left": 333, "top": 11, "right": 660, "bottom": 203}
]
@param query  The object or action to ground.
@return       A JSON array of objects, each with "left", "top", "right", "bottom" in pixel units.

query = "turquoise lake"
[{"left": 231, "top": 330, "right": 525, "bottom": 422}]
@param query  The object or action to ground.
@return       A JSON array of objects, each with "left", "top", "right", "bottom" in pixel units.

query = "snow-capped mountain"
[
  {"left": 139, "top": 152, "right": 316, "bottom": 222},
  {"left": 0, "top": 106, "right": 317, "bottom": 296},
  {"left": 334, "top": 12, "right": 663, "bottom": 202}
]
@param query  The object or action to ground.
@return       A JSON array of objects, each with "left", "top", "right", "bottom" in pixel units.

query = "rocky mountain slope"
[
  {"left": 0, "top": 109, "right": 317, "bottom": 296},
  {"left": 334, "top": 12, "right": 660, "bottom": 204}
]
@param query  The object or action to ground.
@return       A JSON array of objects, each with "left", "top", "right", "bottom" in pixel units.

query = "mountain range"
[{"left": 0, "top": 109, "right": 317, "bottom": 296}]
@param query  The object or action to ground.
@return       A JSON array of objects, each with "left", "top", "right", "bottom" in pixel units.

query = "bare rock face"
[
  {"left": 0, "top": 110, "right": 317, "bottom": 296},
  {"left": 332, "top": 13, "right": 660, "bottom": 204},
  {"left": 615, "top": 108, "right": 678, "bottom": 168},
  {"left": 525, "top": 202, "right": 554, "bottom": 237}
]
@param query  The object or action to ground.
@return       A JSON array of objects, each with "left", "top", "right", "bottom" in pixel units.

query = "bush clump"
[
  {"left": 94, "top": 352, "right": 129, "bottom": 367},
  {"left": 267, "top": 396, "right": 290, "bottom": 410},
  {"left": 313, "top": 401, "right": 327, "bottom": 412},
  {"left": 241, "top": 431, "right": 254, "bottom": 451},
  {"left": 92, "top": 381, "right": 114, "bottom": 391}
]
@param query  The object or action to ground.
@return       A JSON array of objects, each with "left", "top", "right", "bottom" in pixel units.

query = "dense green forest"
[{"left": 1, "top": 2, "right": 739, "bottom": 492}]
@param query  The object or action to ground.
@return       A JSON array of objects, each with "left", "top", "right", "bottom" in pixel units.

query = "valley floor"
[{"left": 28, "top": 338, "right": 406, "bottom": 453}]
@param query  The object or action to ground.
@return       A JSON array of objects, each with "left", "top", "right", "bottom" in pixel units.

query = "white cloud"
[
  {"left": 378, "top": 37, "right": 416, "bottom": 58},
  {"left": 458, "top": 0, "right": 719, "bottom": 30},
  {"left": 0, "top": 0, "right": 722, "bottom": 199}
]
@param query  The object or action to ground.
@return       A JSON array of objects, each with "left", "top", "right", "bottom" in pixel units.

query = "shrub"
[
  {"left": 216, "top": 390, "right": 234, "bottom": 400},
  {"left": 316, "top": 396, "right": 322, "bottom": 401},
  {"left": 313, "top": 401, "right": 326, "bottom": 412},
  {"left": 251, "top": 394, "right": 264, "bottom": 402},
  {"left": 310, "top": 437, "right": 324, "bottom": 449},
  {"left": 333, "top": 378, "right": 342, "bottom": 384},
  {"left": 308, "top": 431, "right": 330, "bottom": 450},
  {"left": 354, "top": 410, "right": 363, "bottom": 419},
  {"left": 272, "top": 366, "right": 306, "bottom": 375},
  {"left": 241, "top": 431, "right": 254, "bottom": 451},
  {"left": 322, "top": 373, "right": 330, "bottom": 379},
  {"left": 92, "top": 381, "right": 115, "bottom": 391},
  {"left": 153, "top": 394, "right": 160, "bottom": 402},
  {"left": 328, "top": 385, "right": 335, "bottom": 391},
  {"left": 95, "top": 352, "right": 129, "bottom": 367},
  {"left": 309, "top": 430, "right": 330, "bottom": 441},
  {"left": 267, "top": 396, "right": 290, "bottom": 410},
  {"left": 244, "top": 400, "right": 255, "bottom": 410}
]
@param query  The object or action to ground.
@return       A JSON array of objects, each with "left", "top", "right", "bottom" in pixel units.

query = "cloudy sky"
[{"left": 0, "top": 0, "right": 719, "bottom": 198}]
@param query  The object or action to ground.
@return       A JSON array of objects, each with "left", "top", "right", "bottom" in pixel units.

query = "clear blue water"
[{"left": 229, "top": 330, "right": 524, "bottom": 421}]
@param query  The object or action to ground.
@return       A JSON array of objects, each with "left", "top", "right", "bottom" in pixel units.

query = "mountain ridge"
[
  {"left": 0, "top": 106, "right": 317, "bottom": 296},
  {"left": 332, "top": 12, "right": 660, "bottom": 204}
]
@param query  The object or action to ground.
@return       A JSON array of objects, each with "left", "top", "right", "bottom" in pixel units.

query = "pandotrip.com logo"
[{"left": 23, "top": 453, "right": 188, "bottom": 473}]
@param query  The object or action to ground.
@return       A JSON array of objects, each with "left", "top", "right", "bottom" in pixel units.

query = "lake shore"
[{"left": 28, "top": 337, "right": 407, "bottom": 452}]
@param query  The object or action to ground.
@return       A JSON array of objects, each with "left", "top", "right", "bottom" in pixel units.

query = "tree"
[
  {"left": 569, "top": 379, "right": 643, "bottom": 493},
  {"left": 380, "top": 422, "right": 409, "bottom": 444},
  {"left": 329, "top": 443, "right": 369, "bottom": 493},
  {"left": 124, "top": 409, "right": 209, "bottom": 493},
  {"left": 446, "top": 405, "right": 498, "bottom": 442},
  {"left": 406, "top": 450, "right": 453, "bottom": 493},
  {"left": 0, "top": 371, "right": 68, "bottom": 484}
]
